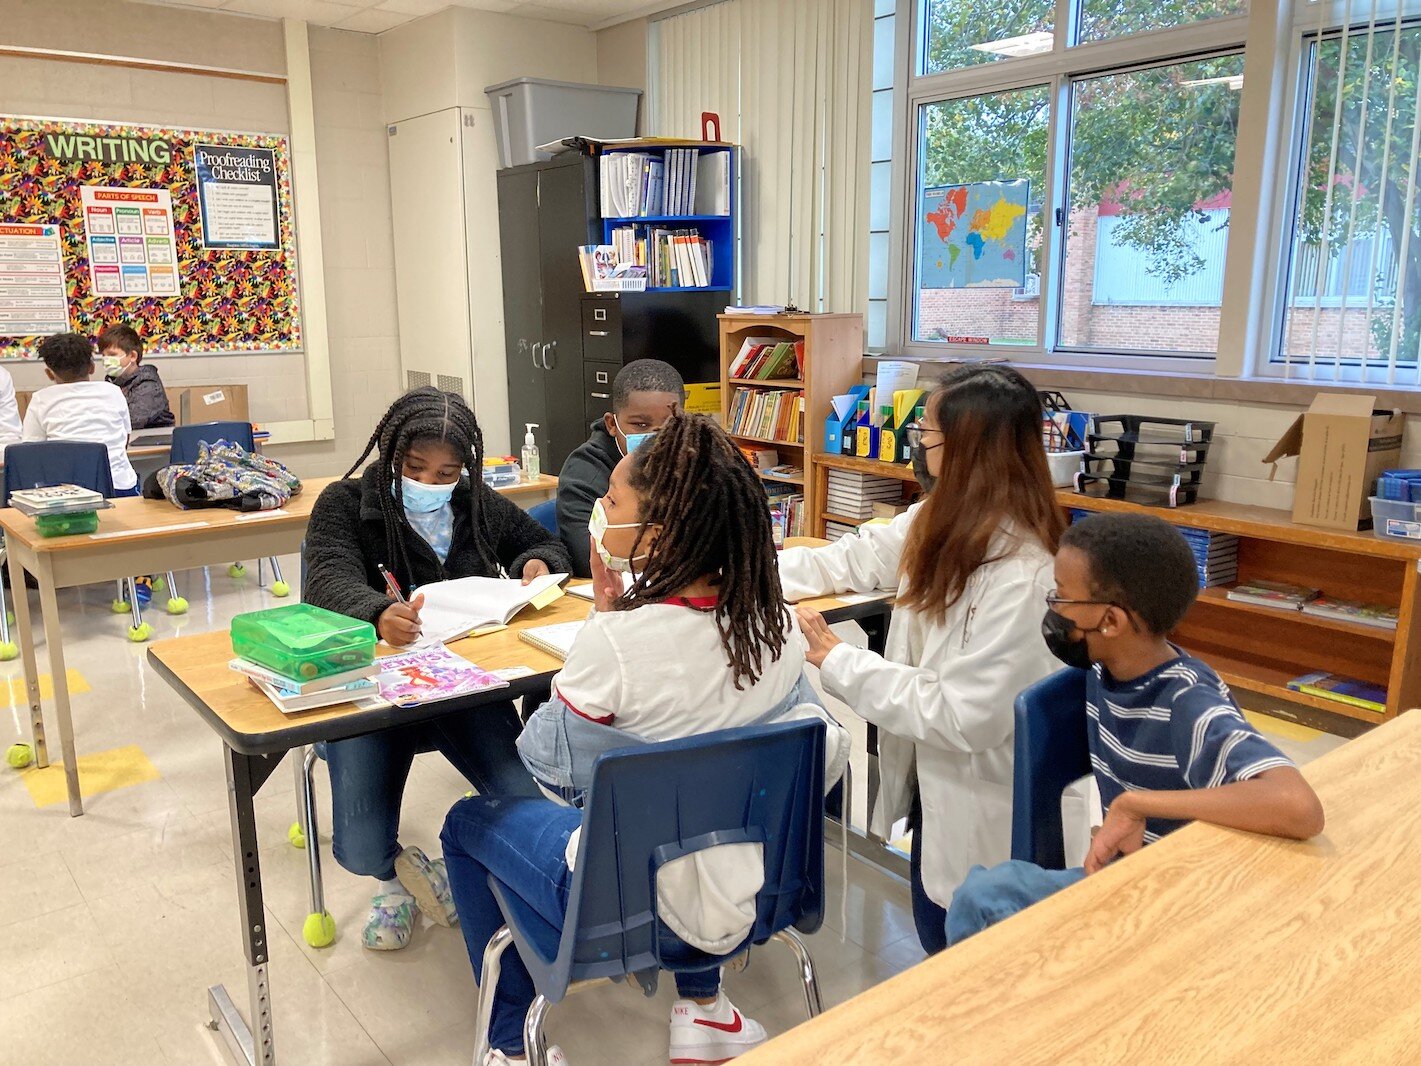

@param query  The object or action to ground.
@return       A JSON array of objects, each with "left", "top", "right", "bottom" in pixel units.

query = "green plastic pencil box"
[{"left": 230, "top": 602, "right": 376, "bottom": 683}]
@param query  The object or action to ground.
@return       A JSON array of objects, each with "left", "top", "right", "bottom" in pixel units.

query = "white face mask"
[{"left": 587, "top": 497, "right": 648, "bottom": 573}]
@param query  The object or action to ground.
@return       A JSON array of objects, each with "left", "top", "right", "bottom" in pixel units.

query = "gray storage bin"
[{"left": 484, "top": 77, "right": 641, "bottom": 168}]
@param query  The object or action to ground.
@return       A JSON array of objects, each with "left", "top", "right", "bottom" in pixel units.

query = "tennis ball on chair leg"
[
  {"left": 128, "top": 622, "right": 153, "bottom": 643},
  {"left": 5, "top": 743, "right": 31, "bottom": 769},
  {"left": 288, "top": 820, "right": 306, "bottom": 849},
  {"left": 303, "top": 911, "right": 336, "bottom": 948},
  {"left": 228, "top": 563, "right": 247, "bottom": 579},
  {"left": 166, "top": 596, "right": 189, "bottom": 616},
  {"left": 0, "top": 642, "right": 17, "bottom": 662},
  {"left": 271, "top": 581, "right": 290, "bottom": 598}
]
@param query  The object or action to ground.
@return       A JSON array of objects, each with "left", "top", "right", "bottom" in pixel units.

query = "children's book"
[
  {"left": 251, "top": 677, "right": 379, "bottom": 714},
  {"left": 374, "top": 644, "right": 509, "bottom": 708},
  {"left": 1286, "top": 671, "right": 1387, "bottom": 713},
  {"left": 1224, "top": 580, "right": 1320, "bottom": 610},
  {"left": 1300, "top": 596, "right": 1399, "bottom": 630},
  {"left": 229, "top": 658, "right": 378, "bottom": 695},
  {"left": 414, "top": 572, "right": 568, "bottom": 645},
  {"left": 517, "top": 621, "right": 585, "bottom": 661}
]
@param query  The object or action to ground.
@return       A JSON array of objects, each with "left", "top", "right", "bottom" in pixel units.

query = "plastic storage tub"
[
  {"left": 34, "top": 510, "right": 99, "bottom": 537},
  {"left": 484, "top": 77, "right": 641, "bottom": 168},
  {"left": 231, "top": 603, "right": 376, "bottom": 683},
  {"left": 1370, "top": 496, "right": 1421, "bottom": 541},
  {"left": 1046, "top": 450, "right": 1085, "bottom": 488}
]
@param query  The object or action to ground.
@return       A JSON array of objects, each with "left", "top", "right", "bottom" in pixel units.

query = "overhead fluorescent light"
[
  {"left": 968, "top": 30, "right": 1054, "bottom": 59},
  {"left": 1181, "top": 75, "right": 1244, "bottom": 90}
]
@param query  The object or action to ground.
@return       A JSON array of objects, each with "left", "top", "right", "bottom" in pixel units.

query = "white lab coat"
[{"left": 779, "top": 504, "right": 1058, "bottom": 908}]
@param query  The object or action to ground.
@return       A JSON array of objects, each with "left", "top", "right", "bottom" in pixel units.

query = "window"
[
  {"left": 1277, "top": 20, "right": 1421, "bottom": 381},
  {"left": 913, "top": 87, "right": 1049, "bottom": 345},
  {"left": 1077, "top": 0, "right": 1247, "bottom": 44},
  {"left": 921, "top": 0, "right": 1053, "bottom": 75},
  {"left": 868, "top": 0, "right": 897, "bottom": 349},
  {"left": 1058, "top": 55, "right": 1245, "bottom": 356}
]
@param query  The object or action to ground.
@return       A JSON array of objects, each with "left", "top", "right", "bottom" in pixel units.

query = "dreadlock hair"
[
  {"left": 343, "top": 387, "right": 495, "bottom": 586},
  {"left": 617, "top": 412, "right": 787, "bottom": 690}
]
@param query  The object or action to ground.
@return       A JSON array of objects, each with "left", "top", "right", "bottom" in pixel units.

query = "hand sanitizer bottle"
[{"left": 521, "top": 423, "right": 541, "bottom": 482}]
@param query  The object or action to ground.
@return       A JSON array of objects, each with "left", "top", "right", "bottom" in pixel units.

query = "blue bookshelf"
[{"left": 598, "top": 142, "right": 737, "bottom": 293}]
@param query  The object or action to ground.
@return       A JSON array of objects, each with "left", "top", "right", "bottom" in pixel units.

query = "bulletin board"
[{"left": 0, "top": 115, "right": 303, "bottom": 359}]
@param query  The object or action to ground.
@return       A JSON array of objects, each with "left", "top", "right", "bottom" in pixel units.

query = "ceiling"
[{"left": 129, "top": 0, "right": 668, "bottom": 33}]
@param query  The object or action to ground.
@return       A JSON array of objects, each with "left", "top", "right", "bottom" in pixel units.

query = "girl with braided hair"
[
  {"left": 441, "top": 413, "right": 849, "bottom": 1066},
  {"left": 304, "top": 387, "right": 570, "bottom": 951}
]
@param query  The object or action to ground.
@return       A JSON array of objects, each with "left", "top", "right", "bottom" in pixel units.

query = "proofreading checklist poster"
[
  {"left": 193, "top": 143, "right": 280, "bottom": 250},
  {"left": 80, "top": 186, "right": 179, "bottom": 297}
]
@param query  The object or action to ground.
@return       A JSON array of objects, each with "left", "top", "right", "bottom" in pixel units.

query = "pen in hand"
[{"left": 378, "top": 563, "right": 407, "bottom": 604}]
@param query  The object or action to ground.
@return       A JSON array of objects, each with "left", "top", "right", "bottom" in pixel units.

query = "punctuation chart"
[
  {"left": 0, "top": 222, "right": 69, "bottom": 335},
  {"left": 80, "top": 186, "right": 179, "bottom": 297}
]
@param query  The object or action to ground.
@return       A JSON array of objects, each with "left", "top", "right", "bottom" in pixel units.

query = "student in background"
[
  {"left": 0, "top": 360, "right": 20, "bottom": 454},
  {"left": 25, "top": 332, "right": 138, "bottom": 495},
  {"left": 782, "top": 364, "right": 1061, "bottom": 954},
  {"left": 97, "top": 323, "right": 175, "bottom": 429},
  {"left": 946, "top": 512, "right": 1325, "bottom": 942},
  {"left": 443, "top": 414, "right": 848, "bottom": 1066},
  {"left": 556, "top": 358, "right": 684, "bottom": 578},
  {"left": 304, "top": 387, "right": 570, "bottom": 952}
]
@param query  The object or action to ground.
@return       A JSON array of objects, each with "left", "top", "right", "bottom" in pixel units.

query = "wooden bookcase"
[
  {"left": 719, "top": 314, "right": 864, "bottom": 536},
  {"left": 814, "top": 450, "right": 1421, "bottom": 730}
]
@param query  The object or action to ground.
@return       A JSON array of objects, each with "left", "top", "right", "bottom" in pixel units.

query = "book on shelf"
[
  {"left": 729, "top": 338, "right": 803, "bottom": 380},
  {"left": 767, "top": 491, "right": 806, "bottom": 547},
  {"left": 229, "top": 658, "right": 379, "bottom": 696},
  {"left": 728, "top": 386, "right": 804, "bottom": 443},
  {"left": 824, "top": 521, "right": 859, "bottom": 542},
  {"left": 1286, "top": 671, "right": 1387, "bottom": 713},
  {"left": 1225, "top": 580, "right": 1320, "bottom": 610},
  {"left": 600, "top": 147, "right": 725, "bottom": 218},
  {"left": 518, "top": 621, "right": 585, "bottom": 662},
  {"left": 1300, "top": 596, "right": 1399, "bottom": 630}
]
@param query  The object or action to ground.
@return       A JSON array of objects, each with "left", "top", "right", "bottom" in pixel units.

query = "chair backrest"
[
  {"left": 169, "top": 420, "right": 255, "bottom": 465},
  {"left": 528, "top": 498, "right": 557, "bottom": 535},
  {"left": 2, "top": 441, "right": 115, "bottom": 505},
  {"left": 498, "top": 719, "right": 826, "bottom": 1003},
  {"left": 1011, "top": 667, "right": 1092, "bottom": 869}
]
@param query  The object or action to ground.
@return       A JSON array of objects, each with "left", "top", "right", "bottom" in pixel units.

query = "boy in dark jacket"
[
  {"left": 97, "top": 324, "right": 175, "bottom": 429},
  {"left": 304, "top": 387, "right": 570, "bottom": 952},
  {"left": 556, "top": 358, "right": 684, "bottom": 577}
]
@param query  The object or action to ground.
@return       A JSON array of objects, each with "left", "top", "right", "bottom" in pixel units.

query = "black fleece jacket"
[
  {"left": 304, "top": 465, "right": 572, "bottom": 626},
  {"left": 555, "top": 419, "right": 622, "bottom": 578},
  {"left": 119, "top": 364, "right": 175, "bottom": 429}
]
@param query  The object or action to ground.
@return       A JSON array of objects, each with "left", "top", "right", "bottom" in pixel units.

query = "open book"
[{"left": 415, "top": 572, "right": 568, "bottom": 645}]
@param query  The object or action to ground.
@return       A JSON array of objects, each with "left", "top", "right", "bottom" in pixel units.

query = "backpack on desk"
[{"left": 145, "top": 439, "right": 301, "bottom": 512}]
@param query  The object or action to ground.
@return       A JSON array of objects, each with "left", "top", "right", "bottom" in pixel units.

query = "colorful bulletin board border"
[{"left": 0, "top": 115, "right": 303, "bottom": 359}]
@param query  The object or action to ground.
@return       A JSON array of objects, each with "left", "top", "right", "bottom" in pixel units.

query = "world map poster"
[{"left": 919, "top": 179, "right": 1029, "bottom": 289}]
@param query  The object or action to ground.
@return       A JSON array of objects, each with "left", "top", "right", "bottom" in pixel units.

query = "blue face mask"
[
  {"left": 399, "top": 475, "right": 457, "bottom": 514},
  {"left": 625, "top": 432, "right": 656, "bottom": 453}
]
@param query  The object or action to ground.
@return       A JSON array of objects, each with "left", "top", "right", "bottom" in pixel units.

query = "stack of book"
[
  {"left": 728, "top": 387, "right": 804, "bottom": 443},
  {"left": 1287, "top": 671, "right": 1386, "bottom": 713},
  {"left": 766, "top": 485, "right": 805, "bottom": 546},
  {"left": 229, "top": 658, "right": 380, "bottom": 714},
  {"left": 9, "top": 484, "right": 111, "bottom": 537},
  {"left": 827, "top": 469, "right": 902, "bottom": 520},
  {"left": 729, "top": 337, "right": 803, "bottom": 380},
  {"left": 599, "top": 149, "right": 728, "bottom": 218},
  {"left": 1301, "top": 595, "right": 1399, "bottom": 630},
  {"left": 1225, "top": 580, "right": 1319, "bottom": 610},
  {"left": 1178, "top": 525, "right": 1239, "bottom": 588},
  {"left": 825, "top": 521, "right": 859, "bottom": 542}
]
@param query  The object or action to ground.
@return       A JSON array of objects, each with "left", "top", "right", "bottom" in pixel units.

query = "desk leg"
[
  {"left": 209, "top": 747, "right": 278, "bottom": 1066},
  {"left": 7, "top": 549, "right": 46, "bottom": 769},
  {"left": 859, "top": 609, "right": 889, "bottom": 840},
  {"left": 34, "top": 556, "right": 81, "bottom": 816}
]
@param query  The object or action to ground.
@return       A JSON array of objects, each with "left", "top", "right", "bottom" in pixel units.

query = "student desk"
[
  {"left": 147, "top": 589, "right": 891, "bottom": 1066},
  {"left": 737, "top": 709, "right": 1421, "bottom": 1065},
  {"left": 0, "top": 472, "right": 559, "bottom": 817}
]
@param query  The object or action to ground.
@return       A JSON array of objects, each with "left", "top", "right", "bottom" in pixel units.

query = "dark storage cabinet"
[{"left": 497, "top": 154, "right": 725, "bottom": 473}]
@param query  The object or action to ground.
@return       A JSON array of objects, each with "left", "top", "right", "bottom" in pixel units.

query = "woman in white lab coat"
[{"left": 783, "top": 363, "right": 1062, "bottom": 953}]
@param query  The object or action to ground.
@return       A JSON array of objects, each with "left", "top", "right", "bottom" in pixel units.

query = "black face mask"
[
  {"left": 912, "top": 440, "right": 937, "bottom": 494},
  {"left": 1041, "top": 607, "right": 1100, "bottom": 670}
]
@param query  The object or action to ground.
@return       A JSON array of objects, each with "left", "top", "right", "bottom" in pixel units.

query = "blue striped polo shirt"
[{"left": 1087, "top": 652, "right": 1294, "bottom": 844}]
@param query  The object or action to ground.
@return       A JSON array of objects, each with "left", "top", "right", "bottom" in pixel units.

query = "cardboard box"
[
  {"left": 165, "top": 384, "right": 250, "bottom": 426},
  {"left": 1263, "top": 394, "right": 1404, "bottom": 530}
]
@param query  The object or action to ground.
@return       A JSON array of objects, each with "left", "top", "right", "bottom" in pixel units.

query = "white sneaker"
[
  {"left": 482, "top": 1045, "right": 571, "bottom": 1065},
  {"left": 668, "top": 993, "right": 767, "bottom": 1064}
]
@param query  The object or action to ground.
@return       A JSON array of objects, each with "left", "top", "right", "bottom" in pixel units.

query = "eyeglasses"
[
  {"left": 1044, "top": 591, "right": 1116, "bottom": 610},
  {"left": 902, "top": 422, "right": 943, "bottom": 450}
]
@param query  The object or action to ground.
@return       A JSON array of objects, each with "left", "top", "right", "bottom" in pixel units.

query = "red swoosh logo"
[{"left": 693, "top": 1011, "right": 743, "bottom": 1034}]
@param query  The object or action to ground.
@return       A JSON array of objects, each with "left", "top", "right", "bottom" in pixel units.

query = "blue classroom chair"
[
  {"left": 528, "top": 498, "right": 557, "bottom": 535},
  {"left": 1010, "top": 667, "right": 1092, "bottom": 869},
  {"left": 473, "top": 719, "right": 829, "bottom": 1066},
  {"left": 3, "top": 441, "right": 180, "bottom": 641},
  {"left": 168, "top": 420, "right": 287, "bottom": 597}
]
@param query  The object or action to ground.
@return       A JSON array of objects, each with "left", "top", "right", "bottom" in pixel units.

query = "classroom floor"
[{"left": 0, "top": 557, "right": 931, "bottom": 1066}]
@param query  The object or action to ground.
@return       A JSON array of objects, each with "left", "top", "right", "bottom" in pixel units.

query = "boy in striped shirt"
[{"left": 946, "top": 512, "right": 1324, "bottom": 944}]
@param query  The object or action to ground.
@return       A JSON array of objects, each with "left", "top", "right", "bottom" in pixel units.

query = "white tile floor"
[{"left": 0, "top": 556, "right": 928, "bottom": 1066}]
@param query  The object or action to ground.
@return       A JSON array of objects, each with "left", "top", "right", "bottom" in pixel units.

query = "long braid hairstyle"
[
  {"left": 618, "top": 413, "right": 788, "bottom": 690},
  {"left": 343, "top": 387, "right": 496, "bottom": 585}
]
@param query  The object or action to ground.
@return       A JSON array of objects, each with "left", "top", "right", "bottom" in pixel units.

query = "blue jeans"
[
  {"left": 441, "top": 795, "right": 721, "bottom": 1056},
  {"left": 326, "top": 700, "right": 537, "bottom": 881},
  {"left": 908, "top": 793, "right": 948, "bottom": 954},
  {"left": 945, "top": 861, "right": 1086, "bottom": 945},
  {"left": 113, "top": 484, "right": 141, "bottom": 498}
]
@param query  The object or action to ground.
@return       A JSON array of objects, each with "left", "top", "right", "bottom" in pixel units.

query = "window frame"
[{"left": 893, "top": 0, "right": 1253, "bottom": 368}]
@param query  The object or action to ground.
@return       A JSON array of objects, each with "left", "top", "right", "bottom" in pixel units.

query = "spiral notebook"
[{"left": 517, "top": 621, "right": 585, "bottom": 661}]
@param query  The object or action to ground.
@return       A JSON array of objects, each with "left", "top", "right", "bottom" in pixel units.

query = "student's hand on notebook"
[
  {"left": 588, "top": 545, "right": 624, "bottom": 612},
  {"left": 378, "top": 592, "right": 425, "bottom": 647},
  {"left": 1084, "top": 796, "right": 1146, "bottom": 875},
  {"left": 521, "top": 558, "right": 551, "bottom": 585},
  {"left": 795, "top": 605, "right": 841, "bottom": 668}
]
